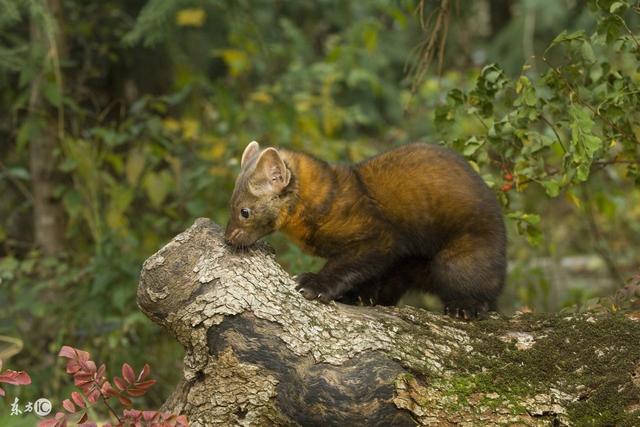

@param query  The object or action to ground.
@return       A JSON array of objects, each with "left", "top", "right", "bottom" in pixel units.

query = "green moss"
[{"left": 447, "top": 313, "right": 640, "bottom": 425}]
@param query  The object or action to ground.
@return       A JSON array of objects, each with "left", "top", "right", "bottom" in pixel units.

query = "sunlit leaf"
[{"left": 176, "top": 8, "right": 206, "bottom": 27}]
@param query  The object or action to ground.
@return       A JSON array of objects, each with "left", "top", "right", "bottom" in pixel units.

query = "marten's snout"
[
  {"left": 224, "top": 225, "right": 254, "bottom": 249},
  {"left": 224, "top": 226, "right": 240, "bottom": 246}
]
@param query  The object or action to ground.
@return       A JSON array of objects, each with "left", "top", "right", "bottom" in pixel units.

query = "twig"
[
  {"left": 593, "top": 158, "right": 640, "bottom": 166},
  {"left": 540, "top": 115, "right": 567, "bottom": 153},
  {"left": 613, "top": 14, "right": 640, "bottom": 52},
  {"left": 101, "top": 394, "right": 122, "bottom": 424},
  {"left": 473, "top": 112, "right": 489, "bottom": 130},
  {"left": 407, "top": 0, "right": 452, "bottom": 97},
  {"left": 581, "top": 185, "right": 625, "bottom": 286}
]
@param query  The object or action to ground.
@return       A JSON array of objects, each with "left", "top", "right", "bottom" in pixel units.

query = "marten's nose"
[{"left": 224, "top": 228, "right": 240, "bottom": 246}]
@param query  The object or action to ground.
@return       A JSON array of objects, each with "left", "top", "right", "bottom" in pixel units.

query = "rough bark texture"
[
  {"left": 137, "top": 218, "right": 640, "bottom": 426},
  {"left": 28, "top": 0, "right": 66, "bottom": 255}
]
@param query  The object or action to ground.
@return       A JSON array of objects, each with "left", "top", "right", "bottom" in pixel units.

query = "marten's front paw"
[
  {"left": 295, "top": 273, "right": 336, "bottom": 303},
  {"left": 443, "top": 301, "right": 491, "bottom": 321}
]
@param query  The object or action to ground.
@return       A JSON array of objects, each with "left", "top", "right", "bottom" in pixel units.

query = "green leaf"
[
  {"left": 42, "top": 81, "right": 62, "bottom": 107},
  {"left": 583, "top": 134, "right": 602, "bottom": 156},
  {"left": 541, "top": 179, "right": 560, "bottom": 197},
  {"left": 550, "top": 30, "right": 587, "bottom": 47},
  {"left": 6, "top": 167, "right": 30, "bottom": 180},
  {"left": 610, "top": 1, "right": 627, "bottom": 14},
  {"left": 126, "top": 149, "right": 146, "bottom": 185},
  {"left": 143, "top": 170, "right": 173, "bottom": 208},
  {"left": 581, "top": 42, "right": 597, "bottom": 63},
  {"left": 463, "top": 136, "right": 483, "bottom": 156},
  {"left": 16, "top": 117, "right": 43, "bottom": 152},
  {"left": 507, "top": 211, "right": 542, "bottom": 246}
]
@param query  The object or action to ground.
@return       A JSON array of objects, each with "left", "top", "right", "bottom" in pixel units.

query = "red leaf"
[
  {"left": 137, "top": 364, "right": 151, "bottom": 382},
  {"left": 96, "top": 364, "right": 106, "bottom": 379},
  {"left": 71, "top": 391, "right": 85, "bottom": 407},
  {"left": 118, "top": 394, "right": 132, "bottom": 407},
  {"left": 78, "top": 412, "right": 88, "bottom": 424},
  {"left": 78, "top": 360, "right": 96, "bottom": 374},
  {"left": 73, "top": 377, "right": 92, "bottom": 388},
  {"left": 176, "top": 415, "right": 188, "bottom": 426},
  {"left": 58, "top": 346, "right": 76, "bottom": 359},
  {"left": 123, "top": 409, "right": 141, "bottom": 419},
  {"left": 0, "top": 386, "right": 5, "bottom": 396},
  {"left": 113, "top": 376, "right": 127, "bottom": 391},
  {"left": 66, "top": 361, "right": 82, "bottom": 375},
  {"left": 121, "top": 363, "right": 135, "bottom": 384},
  {"left": 74, "top": 348, "right": 91, "bottom": 362},
  {"left": 73, "top": 372, "right": 94, "bottom": 381},
  {"left": 62, "top": 399, "right": 76, "bottom": 413},
  {"left": 135, "top": 379, "right": 156, "bottom": 390},
  {"left": 126, "top": 387, "right": 146, "bottom": 397},
  {"left": 142, "top": 410, "right": 157, "bottom": 421},
  {"left": 101, "top": 381, "right": 118, "bottom": 397},
  {"left": 41, "top": 412, "right": 68, "bottom": 427},
  {"left": 87, "top": 389, "right": 101, "bottom": 404},
  {"left": 0, "top": 370, "right": 32, "bottom": 385}
]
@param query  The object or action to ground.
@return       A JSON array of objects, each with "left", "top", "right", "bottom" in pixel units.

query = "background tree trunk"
[
  {"left": 28, "top": 0, "right": 66, "bottom": 255},
  {"left": 137, "top": 218, "right": 640, "bottom": 426},
  {"left": 489, "top": 0, "right": 514, "bottom": 38}
]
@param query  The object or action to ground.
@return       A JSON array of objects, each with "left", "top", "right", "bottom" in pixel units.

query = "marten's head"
[{"left": 225, "top": 141, "right": 293, "bottom": 248}]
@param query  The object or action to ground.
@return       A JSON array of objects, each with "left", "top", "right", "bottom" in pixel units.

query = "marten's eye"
[{"left": 240, "top": 208, "right": 251, "bottom": 219}]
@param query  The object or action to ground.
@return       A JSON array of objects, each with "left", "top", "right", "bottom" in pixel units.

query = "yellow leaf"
[
  {"left": 106, "top": 207, "right": 126, "bottom": 230},
  {"left": 176, "top": 8, "right": 206, "bottom": 27},
  {"left": 181, "top": 119, "right": 200, "bottom": 140},
  {"left": 106, "top": 185, "right": 134, "bottom": 231},
  {"left": 143, "top": 171, "right": 172, "bottom": 208},
  {"left": 297, "top": 115, "right": 321, "bottom": 139},
  {"left": 565, "top": 190, "right": 582, "bottom": 208},
  {"left": 210, "top": 142, "right": 226, "bottom": 160},
  {"left": 215, "top": 49, "right": 250, "bottom": 77},
  {"left": 126, "top": 148, "right": 145, "bottom": 185},
  {"left": 162, "top": 118, "right": 180, "bottom": 132},
  {"left": 250, "top": 90, "right": 273, "bottom": 104},
  {"left": 209, "top": 166, "right": 229, "bottom": 176},
  {"left": 363, "top": 26, "right": 378, "bottom": 52}
]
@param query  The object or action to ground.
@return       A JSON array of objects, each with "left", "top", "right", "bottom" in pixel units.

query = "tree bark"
[
  {"left": 28, "top": 0, "right": 66, "bottom": 255},
  {"left": 137, "top": 218, "right": 640, "bottom": 426}
]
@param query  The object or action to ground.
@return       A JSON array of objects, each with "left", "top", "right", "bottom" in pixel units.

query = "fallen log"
[{"left": 137, "top": 218, "right": 640, "bottom": 426}]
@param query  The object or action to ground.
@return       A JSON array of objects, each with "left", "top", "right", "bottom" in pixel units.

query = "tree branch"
[{"left": 137, "top": 218, "right": 640, "bottom": 426}]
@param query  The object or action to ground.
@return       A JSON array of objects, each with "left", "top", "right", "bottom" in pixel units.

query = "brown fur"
[{"left": 225, "top": 142, "right": 507, "bottom": 318}]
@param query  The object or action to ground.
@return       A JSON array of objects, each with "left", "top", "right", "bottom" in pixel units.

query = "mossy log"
[{"left": 137, "top": 218, "right": 640, "bottom": 426}]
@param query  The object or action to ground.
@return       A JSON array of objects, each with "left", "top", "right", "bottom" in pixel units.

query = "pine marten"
[{"left": 225, "top": 141, "right": 506, "bottom": 319}]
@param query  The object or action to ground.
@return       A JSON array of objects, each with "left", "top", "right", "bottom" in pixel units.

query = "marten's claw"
[
  {"left": 295, "top": 273, "right": 334, "bottom": 303},
  {"left": 444, "top": 304, "right": 488, "bottom": 321}
]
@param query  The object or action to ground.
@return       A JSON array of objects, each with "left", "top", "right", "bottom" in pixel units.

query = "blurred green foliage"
[{"left": 0, "top": 0, "right": 639, "bottom": 418}]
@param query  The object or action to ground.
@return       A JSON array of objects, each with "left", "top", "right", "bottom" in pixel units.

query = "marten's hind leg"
[{"left": 428, "top": 235, "right": 505, "bottom": 320}]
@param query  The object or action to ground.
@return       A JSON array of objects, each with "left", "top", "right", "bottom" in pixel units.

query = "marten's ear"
[
  {"left": 252, "top": 148, "right": 291, "bottom": 194},
  {"left": 241, "top": 141, "right": 260, "bottom": 168}
]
